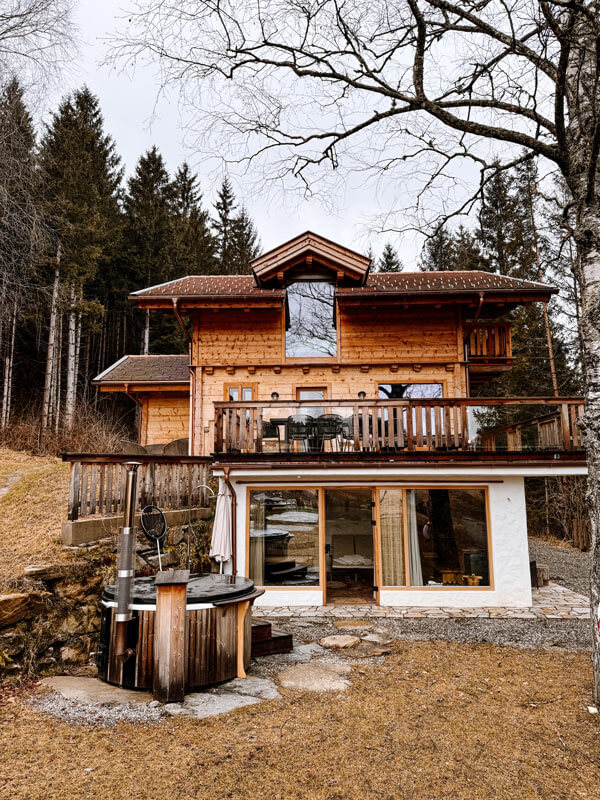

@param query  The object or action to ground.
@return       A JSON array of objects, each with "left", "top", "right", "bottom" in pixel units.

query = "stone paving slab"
[{"left": 252, "top": 582, "right": 590, "bottom": 621}]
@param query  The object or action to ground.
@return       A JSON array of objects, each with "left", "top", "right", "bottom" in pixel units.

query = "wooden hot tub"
[{"left": 97, "top": 573, "right": 262, "bottom": 690}]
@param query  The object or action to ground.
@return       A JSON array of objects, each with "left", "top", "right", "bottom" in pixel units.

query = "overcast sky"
[{"left": 45, "top": 0, "right": 422, "bottom": 267}]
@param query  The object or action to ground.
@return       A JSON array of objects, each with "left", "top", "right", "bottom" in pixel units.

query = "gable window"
[
  {"left": 285, "top": 281, "right": 337, "bottom": 358},
  {"left": 378, "top": 383, "right": 443, "bottom": 399}
]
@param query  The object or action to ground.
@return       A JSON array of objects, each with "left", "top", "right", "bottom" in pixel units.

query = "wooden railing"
[
  {"left": 467, "top": 322, "right": 512, "bottom": 360},
  {"left": 62, "top": 454, "right": 213, "bottom": 521},
  {"left": 213, "top": 398, "right": 584, "bottom": 456}
]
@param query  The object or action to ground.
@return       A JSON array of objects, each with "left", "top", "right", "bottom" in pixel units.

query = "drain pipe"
[
  {"left": 114, "top": 462, "right": 141, "bottom": 668},
  {"left": 223, "top": 467, "right": 237, "bottom": 576}
]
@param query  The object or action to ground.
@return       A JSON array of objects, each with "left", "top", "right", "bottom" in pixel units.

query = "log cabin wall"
[
  {"left": 190, "top": 304, "right": 467, "bottom": 456},
  {"left": 338, "top": 306, "right": 462, "bottom": 363},
  {"left": 192, "top": 308, "right": 284, "bottom": 364},
  {"left": 140, "top": 392, "right": 190, "bottom": 446}
]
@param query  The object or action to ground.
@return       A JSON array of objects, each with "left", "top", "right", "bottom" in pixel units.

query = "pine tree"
[
  {"left": 478, "top": 167, "right": 520, "bottom": 276},
  {"left": 39, "top": 86, "right": 122, "bottom": 428},
  {"left": 171, "top": 163, "right": 216, "bottom": 274},
  {"left": 419, "top": 225, "right": 456, "bottom": 271},
  {"left": 376, "top": 243, "right": 403, "bottom": 273},
  {"left": 229, "top": 207, "right": 260, "bottom": 274},
  {"left": 123, "top": 147, "right": 183, "bottom": 354},
  {"left": 0, "top": 79, "right": 40, "bottom": 428},
  {"left": 452, "top": 226, "right": 484, "bottom": 271},
  {"left": 213, "top": 177, "right": 237, "bottom": 274}
]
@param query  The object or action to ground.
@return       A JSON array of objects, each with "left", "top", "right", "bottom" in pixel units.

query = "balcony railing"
[
  {"left": 467, "top": 322, "right": 512, "bottom": 360},
  {"left": 213, "top": 397, "right": 584, "bottom": 456},
  {"left": 62, "top": 454, "right": 213, "bottom": 521}
]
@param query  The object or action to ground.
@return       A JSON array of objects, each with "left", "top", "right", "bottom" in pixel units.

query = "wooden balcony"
[
  {"left": 466, "top": 322, "right": 513, "bottom": 385},
  {"left": 213, "top": 397, "right": 584, "bottom": 461}
]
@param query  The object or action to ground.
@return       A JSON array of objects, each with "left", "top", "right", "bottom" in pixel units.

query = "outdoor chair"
[
  {"left": 261, "top": 420, "right": 281, "bottom": 452},
  {"left": 340, "top": 417, "right": 355, "bottom": 450},
  {"left": 315, "top": 413, "right": 344, "bottom": 451},
  {"left": 286, "top": 414, "right": 314, "bottom": 452}
]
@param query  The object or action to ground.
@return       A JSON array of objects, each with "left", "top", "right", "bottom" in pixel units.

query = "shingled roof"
[
  {"left": 130, "top": 275, "right": 284, "bottom": 300},
  {"left": 94, "top": 355, "right": 190, "bottom": 385},
  {"left": 130, "top": 270, "right": 556, "bottom": 303},
  {"left": 336, "top": 271, "right": 557, "bottom": 295}
]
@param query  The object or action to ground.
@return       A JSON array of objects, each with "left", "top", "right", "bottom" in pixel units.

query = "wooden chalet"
[{"left": 75, "top": 231, "right": 586, "bottom": 610}]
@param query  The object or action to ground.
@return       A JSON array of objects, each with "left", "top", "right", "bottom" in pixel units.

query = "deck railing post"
[{"left": 560, "top": 403, "right": 572, "bottom": 450}]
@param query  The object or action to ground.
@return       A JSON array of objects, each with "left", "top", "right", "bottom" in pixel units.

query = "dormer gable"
[{"left": 250, "top": 231, "right": 371, "bottom": 287}]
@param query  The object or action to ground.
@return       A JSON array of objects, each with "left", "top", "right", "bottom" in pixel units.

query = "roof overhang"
[
  {"left": 250, "top": 231, "right": 371, "bottom": 287},
  {"left": 336, "top": 288, "right": 557, "bottom": 317}
]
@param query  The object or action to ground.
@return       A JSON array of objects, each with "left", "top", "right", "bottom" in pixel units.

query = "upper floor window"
[
  {"left": 285, "top": 281, "right": 337, "bottom": 358},
  {"left": 378, "top": 383, "right": 443, "bottom": 399}
]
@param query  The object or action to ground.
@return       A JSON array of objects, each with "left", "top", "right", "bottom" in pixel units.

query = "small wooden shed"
[{"left": 93, "top": 354, "right": 190, "bottom": 446}]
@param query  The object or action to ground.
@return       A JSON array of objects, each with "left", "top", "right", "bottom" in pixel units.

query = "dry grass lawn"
[
  {"left": 0, "top": 448, "right": 70, "bottom": 586},
  {"left": 1, "top": 641, "right": 598, "bottom": 800}
]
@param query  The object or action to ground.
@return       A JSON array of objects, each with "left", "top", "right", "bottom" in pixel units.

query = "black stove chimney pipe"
[{"left": 114, "top": 462, "right": 141, "bottom": 670}]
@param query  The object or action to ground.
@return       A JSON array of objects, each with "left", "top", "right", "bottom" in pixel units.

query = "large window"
[
  {"left": 286, "top": 281, "right": 337, "bottom": 358},
  {"left": 248, "top": 489, "right": 319, "bottom": 587},
  {"left": 378, "top": 487, "right": 490, "bottom": 588},
  {"left": 378, "top": 383, "right": 443, "bottom": 399}
]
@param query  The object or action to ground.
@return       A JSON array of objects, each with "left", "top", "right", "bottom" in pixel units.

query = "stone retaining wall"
[{"left": 0, "top": 549, "right": 113, "bottom": 678}]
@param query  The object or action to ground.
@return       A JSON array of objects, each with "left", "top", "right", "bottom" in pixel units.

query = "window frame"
[
  {"left": 375, "top": 381, "right": 446, "bottom": 400},
  {"left": 284, "top": 280, "right": 340, "bottom": 364},
  {"left": 223, "top": 383, "right": 258, "bottom": 402},
  {"left": 378, "top": 485, "right": 494, "bottom": 591},
  {"left": 245, "top": 484, "right": 494, "bottom": 598}
]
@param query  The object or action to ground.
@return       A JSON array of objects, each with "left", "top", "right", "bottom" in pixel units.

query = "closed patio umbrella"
[{"left": 210, "top": 478, "right": 233, "bottom": 572}]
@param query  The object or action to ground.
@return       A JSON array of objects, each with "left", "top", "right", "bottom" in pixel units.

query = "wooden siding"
[
  {"left": 339, "top": 306, "right": 460, "bottom": 362},
  {"left": 140, "top": 392, "right": 190, "bottom": 446},
  {"left": 193, "top": 308, "right": 283, "bottom": 365}
]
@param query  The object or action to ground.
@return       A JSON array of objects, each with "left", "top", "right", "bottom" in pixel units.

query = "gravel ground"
[
  {"left": 529, "top": 535, "right": 591, "bottom": 596},
  {"left": 28, "top": 692, "right": 165, "bottom": 728},
  {"left": 274, "top": 615, "right": 592, "bottom": 651}
]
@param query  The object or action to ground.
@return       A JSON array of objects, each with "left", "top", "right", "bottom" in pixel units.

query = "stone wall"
[
  {"left": 0, "top": 520, "right": 213, "bottom": 679},
  {"left": 0, "top": 548, "right": 113, "bottom": 678}
]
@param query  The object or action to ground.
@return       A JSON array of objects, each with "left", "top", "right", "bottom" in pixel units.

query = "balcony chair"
[
  {"left": 261, "top": 420, "right": 281, "bottom": 452},
  {"left": 286, "top": 414, "right": 314, "bottom": 452},
  {"left": 314, "top": 413, "right": 344, "bottom": 451}
]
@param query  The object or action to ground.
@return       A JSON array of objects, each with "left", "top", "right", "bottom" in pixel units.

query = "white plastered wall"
[{"left": 218, "top": 463, "right": 586, "bottom": 608}]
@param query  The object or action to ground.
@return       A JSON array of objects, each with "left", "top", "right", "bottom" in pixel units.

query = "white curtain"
[{"left": 407, "top": 491, "right": 424, "bottom": 586}]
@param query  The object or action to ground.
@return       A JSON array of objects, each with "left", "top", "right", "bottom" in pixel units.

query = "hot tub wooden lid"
[{"left": 102, "top": 573, "right": 255, "bottom": 605}]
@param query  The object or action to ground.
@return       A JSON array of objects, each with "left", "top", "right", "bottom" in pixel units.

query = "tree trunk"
[
  {"left": 574, "top": 204, "right": 600, "bottom": 702},
  {"left": 1, "top": 299, "right": 17, "bottom": 429},
  {"left": 142, "top": 308, "right": 150, "bottom": 354},
  {"left": 53, "top": 312, "right": 63, "bottom": 433},
  {"left": 64, "top": 284, "right": 77, "bottom": 429},
  {"left": 42, "top": 245, "right": 61, "bottom": 430}
]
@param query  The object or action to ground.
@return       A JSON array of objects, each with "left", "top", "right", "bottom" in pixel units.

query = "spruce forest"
[
  {"left": 0, "top": 82, "right": 261, "bottom": 448},
  {"left": 0, "top": 81, "right": 581, "bottom": 451}
]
